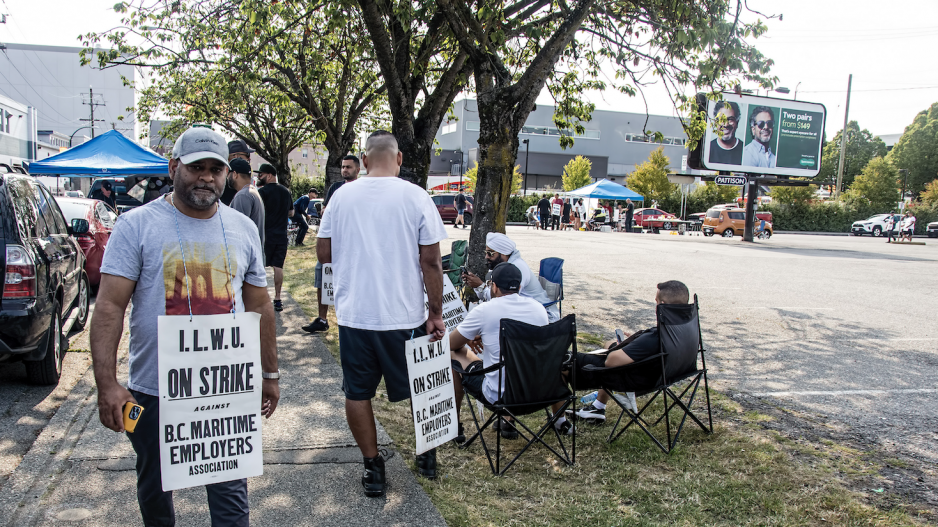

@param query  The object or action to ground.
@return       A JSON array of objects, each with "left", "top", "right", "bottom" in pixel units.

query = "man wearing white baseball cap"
[{"left": 91, "top": 126, "right": 280, "bottom": 526}]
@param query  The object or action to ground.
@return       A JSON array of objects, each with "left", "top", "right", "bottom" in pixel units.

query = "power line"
[
  {"left": 1, "top": 50, "right": 77, "bottom": 123},
  {"left": 800, "top": 85, "right": 938, "bottom": 94}
]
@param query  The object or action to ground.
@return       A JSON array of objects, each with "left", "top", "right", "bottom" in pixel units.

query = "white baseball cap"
[{"left": 172, "top": 127, "right": 231, "bottom": 168}]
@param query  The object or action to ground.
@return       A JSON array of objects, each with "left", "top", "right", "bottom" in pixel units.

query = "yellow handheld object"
[{"left": 123, "top": 403, "right": 144, "bottom": 433}]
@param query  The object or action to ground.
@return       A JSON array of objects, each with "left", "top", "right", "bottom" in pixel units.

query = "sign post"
[
  {"left": 405, "top": 334, "right": 458, "bottom": 454},
  {"left": 157, "top": 312, "right": 264, "bottom": 491}
]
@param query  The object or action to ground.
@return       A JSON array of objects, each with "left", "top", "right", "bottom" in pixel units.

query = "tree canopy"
[
  {"left": 887, "top": 102, "right": 938, "bottom": 197},
  {"left": 844, "top": 157, "right": 899, "bottom": 209},
  {"left": 815, "top": 121, "right": 887, "bottom": 192},
  {"left": 81, "top": 0, "right": 386, "bottom": 186},
  {"left": 770, "top": 184, "right": 817, "bottom": 206},
  {"left": 562, "top": 156, "right": 593, "bottom": 191},
  {"left": 627, "top": 148, "right": 675, "bottom": 204}
]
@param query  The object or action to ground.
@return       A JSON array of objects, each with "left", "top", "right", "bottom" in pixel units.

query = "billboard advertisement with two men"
[{"left": 694, "top": 92, "right": 827, "bottom": 178}]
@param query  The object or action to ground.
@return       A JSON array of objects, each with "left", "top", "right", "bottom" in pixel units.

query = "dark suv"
[
  {"left": 431, "top": 193, "right": 473, "bottom": 224},
  {"left": 1, "top": 174, "right": 91, "bottom": 385}
]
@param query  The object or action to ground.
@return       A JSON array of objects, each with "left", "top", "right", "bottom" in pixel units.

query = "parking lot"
[{"left": 451, "top": 227, "right": 938, "bottom": 483}]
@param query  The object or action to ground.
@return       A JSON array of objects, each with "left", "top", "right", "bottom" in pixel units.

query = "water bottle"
[{"left": 580, "top": 391, "right": 599, "bottom": 404}]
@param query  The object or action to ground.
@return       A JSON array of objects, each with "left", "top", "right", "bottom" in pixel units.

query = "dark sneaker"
[
  {"left": 302, "top": 318, "right": 329, "bottom": 333},
  {"left": 555, "top": 419, "right": 574, "bottom": 436},
  {"left": 361, "top": 454, "right": 386, "bottom": 497},
  {"left": 273, "top": 299, "right": 283, "bottom": 312},
  {"left": 453, "top": 422, "right": 466, "bottom": 444},
  {"left": 498, "top": 418, "right": 519, "bottom": 440},
  {"left": 574, "top": 404, "right": 606, "bottom": 423},
  {"left": 295, "top": 241, "right": 305, "bottom": 246},
  {"left": 415, "top": 448, "right": 437, "bottom": 480}
]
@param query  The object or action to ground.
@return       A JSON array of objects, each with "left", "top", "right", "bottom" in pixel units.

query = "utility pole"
[
  {"left": 80, "top": 86, "right": 105, "bottom": 138},
  {"left": 522, "top": 139, "right": 530, "bottom": 197},
  {"left": 834, "top": 74, "right": 852, "bottom": 200}
]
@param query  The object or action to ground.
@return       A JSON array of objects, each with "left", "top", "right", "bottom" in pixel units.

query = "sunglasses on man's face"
[
  {"left": 753, "top": 120, "right": 774, "bottom": 130},
  {"left": 485, "top": 250, "right": 498, "bottom": 257}
]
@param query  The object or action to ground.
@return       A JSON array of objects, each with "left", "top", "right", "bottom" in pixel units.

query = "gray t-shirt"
[
  {"left": 100, "top": 197, "right": 267, "bottom": 396},
  {"left": 230, "top": 184, "right": 266, "bottom": 247}
]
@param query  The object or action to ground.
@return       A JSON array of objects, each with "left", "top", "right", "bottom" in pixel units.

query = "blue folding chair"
[{"left": 538, "top": 257, "right": 564, "bottom": 317}]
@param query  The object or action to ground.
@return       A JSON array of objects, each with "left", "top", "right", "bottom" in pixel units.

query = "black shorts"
[
  {"left": 452, "top": 359, "right": 495, "bottom": 406},
  {"left": 339, "top": 324, "right": 427, "bottom": 402},
  {"left": 264, "top": 242, "right": 288, "bottom": 268},
  {"left": 574, "top": 353, "right": 607, "bottom": 391}
]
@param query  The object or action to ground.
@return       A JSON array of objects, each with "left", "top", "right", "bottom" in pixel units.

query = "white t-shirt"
[
  {"left": 318, "top": 176, "right": 448, "bottom": 330},
  {"left": 455, "top": 293, "right": 549, "bottom": 403},
  {"left": 902, "top": 216, "right": 916, "bottom": 231}
]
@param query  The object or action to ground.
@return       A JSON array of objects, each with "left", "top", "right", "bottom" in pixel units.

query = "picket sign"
[
  {"left": 157, "top": 312, "right": 264, "bottom": 491},
  {"left": 321, "top": 263, "right": 335, "bottom": 305},
  {"left": 424, "top": 276, "right": 467, "bottom": 331},
  {"left": 405, "top": 334, "right": 457, "bottom": 454}
]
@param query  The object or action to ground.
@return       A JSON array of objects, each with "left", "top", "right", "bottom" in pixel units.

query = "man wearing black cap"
[
  {"left": 448, "top": 262, "right": 569, "bottom": 441},
  {"left": 222, "top": 138, "right": 255, "bottom": 205},
  {"left": 228, "top": 158, "right": 266, "bottom": 246},
  {"left": 90, "top": 180, "right": 118, "bottom": 211},
  {"left": 256, "top": 163, "right": 293, "bottom": 312}
]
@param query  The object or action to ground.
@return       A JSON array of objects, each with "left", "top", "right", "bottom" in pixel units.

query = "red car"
[
  {"left": 431, "top": 193, "right": 474, "bottom": 224},
  {"left": 633, "top": 208, "right": 679, "bottom": 230},
  {"left": 54, "top": 197, "right": 116, "bottom": 288}
]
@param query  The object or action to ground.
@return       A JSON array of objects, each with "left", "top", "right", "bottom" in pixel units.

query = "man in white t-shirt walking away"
[
  {"left": 449, "top": 263, "right": 571, "bottom": 440},
  {"left": 317, "top": 131, "right": 448, "bottom": 498}
]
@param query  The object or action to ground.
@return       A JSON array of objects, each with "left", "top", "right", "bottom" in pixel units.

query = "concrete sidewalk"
[{"left": 0, "top": 290, "right": 446, "bottom": 526}]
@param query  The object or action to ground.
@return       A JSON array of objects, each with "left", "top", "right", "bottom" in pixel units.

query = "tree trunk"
[
  {"left": 466, "top": 92, "right": 523, "bottom": 279},
  {"left": 323, "top": 148, "right": 345, "bottom": 190},
  {"left": 398, "top": 138, "right": 432, "bottom": 187}
]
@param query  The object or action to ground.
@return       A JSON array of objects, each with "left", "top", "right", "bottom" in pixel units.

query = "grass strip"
[{"left": 282, "top": 243, "right": 927, "bottom": 526}]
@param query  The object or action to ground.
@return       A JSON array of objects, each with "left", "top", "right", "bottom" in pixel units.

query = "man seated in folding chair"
[
  {"left": 449, "top": 263, "right": 572, "bottom": 441},
  {"left": 570, "top": 280, "right": 689, "bottom": 423},
  {"left": 461, "top": 232, "right": 559, "bottom": 322}
]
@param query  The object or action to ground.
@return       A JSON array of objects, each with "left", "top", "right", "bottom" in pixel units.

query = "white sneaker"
[{"left": 613, "top": 392, "right": 638, "bottom": 413}]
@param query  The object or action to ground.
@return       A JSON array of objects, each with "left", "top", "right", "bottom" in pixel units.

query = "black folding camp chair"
[
  {"left": 583, "top": 296, "right": 712, "bottom": 453},
  {"left": 457, "top": 315, "right": 578, "bottom": 475}
]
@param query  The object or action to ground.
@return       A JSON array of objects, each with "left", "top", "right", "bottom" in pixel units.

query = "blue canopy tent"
[
  {"left": 567, "top": 178, "right": 644, "bottom": 201},
  {"left": 28, "top": 130, "right": 169, "bottom": 176}
]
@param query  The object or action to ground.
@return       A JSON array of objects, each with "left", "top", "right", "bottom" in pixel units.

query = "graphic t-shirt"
[
  {"left": 100, "top": 198, "right": 267, "bottom": 396},
  {"left": 318, "top": 177, "right": 448, "bottom": 330},
  {"left": 455, "top": 294, "right": 549, "bottom": 403},
  {"left": 258, "top": 182, "right": 293, "bottom": 245}
]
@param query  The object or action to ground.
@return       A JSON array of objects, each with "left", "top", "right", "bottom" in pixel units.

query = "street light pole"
[
  {"left": 898, "top": 168, "right": 909, "bottom": 210},
  {"left": 522, "top": 139, "right": 530, "bottom": 197},
  {"left": 793, "top": 81, "right": 802, "bottom": 101}
]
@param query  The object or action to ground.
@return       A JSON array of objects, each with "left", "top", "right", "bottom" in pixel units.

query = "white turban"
[{"left": 486, "top": 232, "right": 516, "bottom": 255}]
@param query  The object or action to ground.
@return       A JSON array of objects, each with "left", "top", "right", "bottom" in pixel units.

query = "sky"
[{"left": 2, "top": 0, "right": 936, "bottom": 139}]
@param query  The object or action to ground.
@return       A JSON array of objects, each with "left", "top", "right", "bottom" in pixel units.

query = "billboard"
[{"left": 691, "top": 93, "right": 826, "bottom": 178}]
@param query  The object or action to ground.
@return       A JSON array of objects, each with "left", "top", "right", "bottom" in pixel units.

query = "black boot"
[
  {"left": 362, "top": 454, "right": 386, "bottom": 497},
  {"left": 453, "top": 422, "right": 466, "bottom": 444},
  {"left": 415, "top": 448, "right": 437, "bottom": 480}
]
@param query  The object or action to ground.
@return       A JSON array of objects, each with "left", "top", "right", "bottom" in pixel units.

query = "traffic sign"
[{"left": 715, "top": 175, "right": 747, "bottom": 186}]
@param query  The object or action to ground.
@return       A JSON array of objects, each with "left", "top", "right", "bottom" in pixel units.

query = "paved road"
[
  {"left": 0, "top": 301, "right": 96, "bottom": 491},
  {"left": 449, "top": 227, "right": 938, "bottom": 473}
]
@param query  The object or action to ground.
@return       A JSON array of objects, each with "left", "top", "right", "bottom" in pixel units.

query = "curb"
[{"left": 0, "top": 360, "right": 100, "bottom": 526}]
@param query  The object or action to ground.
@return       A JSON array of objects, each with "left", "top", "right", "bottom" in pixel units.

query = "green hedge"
[
  {"left": 507, "top": 194, "right": 553, "bottom": 222},
  {"left": 761, "top": 201, "right": 938, "bottom": 234}
]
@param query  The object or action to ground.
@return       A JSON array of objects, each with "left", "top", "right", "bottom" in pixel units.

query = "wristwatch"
[{"left": 262, "top": 371, "right": 281, "bottom": 380}]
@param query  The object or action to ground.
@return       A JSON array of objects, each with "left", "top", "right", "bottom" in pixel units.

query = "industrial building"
[{"left": 430, "top": 98, "right": 692, "bottom": 191}]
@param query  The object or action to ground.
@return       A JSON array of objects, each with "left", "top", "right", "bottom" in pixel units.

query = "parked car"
[
  {"left": 1, "top": 174, "right": 91, "bottom": 385},
  {"left": 89, "top": 177, "right": 144, "bottom": 213},
  {"left": 927, "top": 220, "right": 938, "bottom": 238},
  {"left": 431, "top": 193, "right": 474, "bottom": 224},
  {"left": 632, "top": 208, "right": 679, "bottom": 231},
  {"left": 687, "top": 212, "right": 706, "bottom": 230},
  {"left": 64, "top": 190, "right": 85, "bottom": 198},
  {"left": 702, "top": 208, "right": 774, "bottom": 238},
  {"left": 851, "top": 213, "right": 902, "bottom": 237},
  {"left": 55, "top": 197, "right": 117, "bottom": 288}
]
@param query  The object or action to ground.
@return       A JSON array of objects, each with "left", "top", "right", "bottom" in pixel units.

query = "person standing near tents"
[
  {"left": 624, "top": 198, "right": 634, "bottom": 233},
  {"left": 537, "top": 195, "right": 552, "bottom": 231},
  {"left": 90, "top": 181, "right": 117, "bottom": 211}
]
